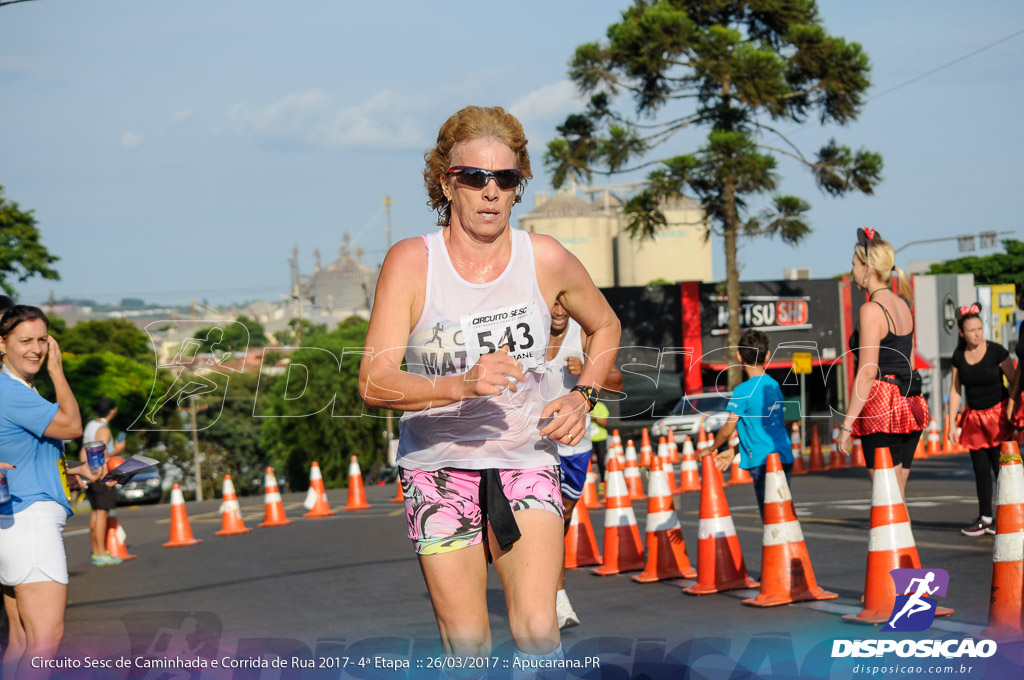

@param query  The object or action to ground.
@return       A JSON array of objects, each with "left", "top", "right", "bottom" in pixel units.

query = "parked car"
[
  {"left": 116, "top": 469, "right": 163, "bottom": 505},
  {"left": 650, "top": 390, "right": 733, "bottom": 439}
]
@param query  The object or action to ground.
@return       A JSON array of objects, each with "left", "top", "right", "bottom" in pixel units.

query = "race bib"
[{"left": 460, "top": 301, "right": 546, "bottom": 372}]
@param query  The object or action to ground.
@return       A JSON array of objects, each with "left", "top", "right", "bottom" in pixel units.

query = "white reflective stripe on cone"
[
  {"left": 645, "top": 509, "right": 681, "bottom": 533},
  {"left": 223, "top": 479, "right": 237, "bottom": 496},
  {"left": 264, "top": 492, "right": 282, "bottom": 504},
  {"left": 871, "top": 469, "right": 902, "bottom": 506},
  {"left": 170, "top": 488, "right": 185, "bottom": 505},
  {"left": 264, "top": 473, "right": 277, "bottom": 486},
  {"left": 303, "top": 487, "right": 318, "bottom": 510},
  {"left": 647, "top": 474, "right": 671, "bottom": 498},
  {"left": 698, "top": 515, "right": 738, "bottom": 540},
  {"left": 680, "top": 461, "right": 698, "bottom": 470},
  {"left": 606, "top": 474, "right": 629, "bottom": 498},
  {"left": 764, "top": 471, "right": 792, "bottom": 504},
  {"left": 995, "top": 467, "right": 1024, "bottom": 506},
  {"left": 219, "top": 499, "right": 240, "bottom": 513},
  {"left": 310, "top": 465, "right": 323, "bottom": 481},
  {"left": 868, "top": 521, "right": 916, "bottom": 551},
  {"left": 763, "top": 520, "right": 805, "bottom": 546},
  {"left": 604, "top": 507, "right": 639, "bottom": 527},
  {"left": 993, "top": 532, "right": 1024, "bottom": 563},
  {"left": 624, "top": 467, "right": 642, "bottom": 479}
]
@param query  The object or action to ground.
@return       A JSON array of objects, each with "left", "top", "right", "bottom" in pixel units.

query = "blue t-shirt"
[
  {"left": 0, "top": 370, "right": 69, "bottom": 516},
  {"left": 726, "top": 373, "right": 793, "bottom": 469}
]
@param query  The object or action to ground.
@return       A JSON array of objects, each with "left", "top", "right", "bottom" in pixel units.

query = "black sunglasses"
[{"left": 447, "top": 166, "right": 522, "bottom": 191}]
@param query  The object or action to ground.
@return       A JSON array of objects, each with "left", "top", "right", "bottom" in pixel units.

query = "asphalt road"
[{"left": 40, "top": 452, "right": 1024, "bottom": 678}]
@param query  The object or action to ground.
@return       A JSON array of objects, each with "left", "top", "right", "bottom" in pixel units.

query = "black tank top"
[{"left": 848, "top": 296, "right": 915, "bottom": 378}]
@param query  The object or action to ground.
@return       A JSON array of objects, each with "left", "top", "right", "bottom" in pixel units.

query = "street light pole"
[{"left": 894, "top": 230, "right": 1014, "bottom": 255}]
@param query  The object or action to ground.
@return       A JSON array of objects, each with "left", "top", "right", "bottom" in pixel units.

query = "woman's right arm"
[
  {"left": 838, "top": 304, "right": 884, "bottom": 453},
  {"left": 359, "top": 239, "right": 525, "bottom": 411},
  {"left": 42, "top": 336, "right": 83, "bottom": 440},
  {"left": 948, "top": 366, "right": 962, "bottom": 444},
  {"left": 1009, "top": 360, "right": 1021, "bottom": 421}
]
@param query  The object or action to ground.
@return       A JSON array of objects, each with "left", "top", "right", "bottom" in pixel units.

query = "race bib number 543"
[{"left": 460, "top": 301, "right": 546, "bottom": 371}]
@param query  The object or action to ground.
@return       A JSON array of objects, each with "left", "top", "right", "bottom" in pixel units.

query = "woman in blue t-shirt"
[
  {"left": 948, "top": 303, "right": 1015, "bottom": 537},
  {"left": 0, "top": 305, "right": 87, "bottom": 673}
]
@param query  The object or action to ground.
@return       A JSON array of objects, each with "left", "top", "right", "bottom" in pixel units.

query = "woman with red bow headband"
[
  {"left": 837, "top": 228, "right": 928, "bottom": 500},
  {"left": 949, "top": 302, "right": 1015, "bottom": 537}
]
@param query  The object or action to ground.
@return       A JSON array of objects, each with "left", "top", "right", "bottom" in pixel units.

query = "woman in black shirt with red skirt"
[{"left": 949, "top": 303, "right": 1016, "bottom": 536}]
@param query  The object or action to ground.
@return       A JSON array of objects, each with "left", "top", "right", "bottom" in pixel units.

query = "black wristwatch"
[{"left": 570, "top": 385, "right": 598, "bottom": 412}]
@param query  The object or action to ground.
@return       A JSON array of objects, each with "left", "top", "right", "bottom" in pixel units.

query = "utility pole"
[{"left": 189, "top": 394, "right": 202, "bottom": 501}]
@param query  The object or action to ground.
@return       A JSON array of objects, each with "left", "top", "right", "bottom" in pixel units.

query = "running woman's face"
[
  {"left": 444, "top": 137, "right": 518, "bottom": 238},
  {"left": 0, "top": 319, "right": 49, "bottom": 381},
  {"left": 959, "top": 317, "right": 984, "bottom": 349}
]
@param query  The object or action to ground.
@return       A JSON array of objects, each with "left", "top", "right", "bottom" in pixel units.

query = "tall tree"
[
  {"left": 0, "top": 186, "right": 60, "bottom": 297},
  {"left": 547, "top": 0, "right": 882, "bottom": 386}
]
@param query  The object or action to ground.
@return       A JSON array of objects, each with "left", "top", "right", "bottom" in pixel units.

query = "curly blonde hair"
[{"left": 423, "top": 106, "right": 532, "bottom": 226}]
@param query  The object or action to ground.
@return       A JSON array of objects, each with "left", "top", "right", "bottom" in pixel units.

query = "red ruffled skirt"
[
  {"left": 853, "top": 379, "right": 929, "bottom": 437},
  {"left": 960, "top": 400, "right": 1013, "bottom": 450}
]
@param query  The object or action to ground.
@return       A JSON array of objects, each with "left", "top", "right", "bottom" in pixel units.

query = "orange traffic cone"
[
  {"left": 807, "top": 425, "right": 827, "bottom": 472},
  {"left": 564, "top": 501, "right": 602, "bottom": 569},
  {"left": 163, "top": 484, "right": 202, "bottom": 548},
  {"left": 344, "top": 455, "right": 371, "bottom": 511},
  {"left": 926, "top": 419, "right": 942, "bottom": 456},
  {"left": 390, "top": 480, "right": 405, "bottom": 503},
  {"left": 942, "top": 414, "right": 955, "bottom": 454},
  {"left": 678, "top": 437, "right": 701, "bottom": 493},
  {"left": 982, "top": 442, "right": 1024, "bottom": 640},
  {"left": 633, "top": 456, "right": 696, "bottom": 582},
  {"left": 827, "top": 431, "right": 847, "bottom": 470},
  {"left": 216, "top": 474, "right": 252, "bottom": 536},
  {"left": 106, "top": 510, "right": 137, "bottom": 560},
  {"left": 657, "top": 436, "right": 679, "bottom": 495},
  {"left": 581, "top": 459, "right": 601, "bottom": 509},
  {"left": 842, "top": 447, "right": 954, "bottom": 623},
  {"left": 639, "top": 429, "right": 653, "bottom": 468},
  {"left": 850, "top": 438, "right": 866, "bottom": 468},
  {"left": 303, "top": 461, "right": 337, "bottom": 518},
  {"left": 791, "top": 424, "right": 807, "bottom": 476},
  {"left": 914, "top": 432, "right": 927, "bottom": 460},
  {"left": 683, "top": 455, "right": 759, "bottom": 595},
  {"left": 591, "top": 456, "right": 645, "bottom": 576},
  {"left": 258, "top": 467, "right": 293, "bottom": 528},
  {"left": 743, "top": 453, "right": 837, "bottom": 607},
  {"left": 727, "top": 434, "right": 753, "bottom": 485},
  {"left": 667, "top": 431, "right": 680, "bottom": 464},
  {"left": 623, "top": 440, "right": 647, "bottom": 501}
]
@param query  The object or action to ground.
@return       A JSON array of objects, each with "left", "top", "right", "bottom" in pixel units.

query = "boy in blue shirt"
[{"left": 703, "top": 329, "right": 794, "bottom": 519}]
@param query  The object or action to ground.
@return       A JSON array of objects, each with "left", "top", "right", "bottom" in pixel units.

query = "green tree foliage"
[
  {"left": 927, "top": 239, "right": 1024, "bottom": 286},
  {"left": 53, "top": 318, "right": 154, "bottom": 363},
  {"left": 259, "top": 318, "right": 385, "bottom": 489},
  {"left": 547, "top": 1, "right": 882, "bottom": 385},
  {"left": 0, "top": 186, "right": 60, "bottom": 297},
  {"left": 194, "top": 315, "right": 268, "bottom": 352},
  {"left": 190, "top": 371, "right": 267, "bottom": 498},
  {"left": 273, "top": 318, "right": 328, "bottom": 347}
]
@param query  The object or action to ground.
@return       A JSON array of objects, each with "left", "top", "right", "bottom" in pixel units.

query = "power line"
[{"left": 868, "top": 27, "right": 1024, "bottom": 102}]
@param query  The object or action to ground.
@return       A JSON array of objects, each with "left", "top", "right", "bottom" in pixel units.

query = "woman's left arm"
[{"left": 533, "top": 235, "right": 621, "bottom": 441}]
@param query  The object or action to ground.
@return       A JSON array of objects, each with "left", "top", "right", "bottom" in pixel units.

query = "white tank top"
[
  {"left": 398, "top": 228, "right": 557, "bottom": 471},
  {"left": 544, "top": 319, "right": 592, "bottom": 455},
  {"left": 83, "top": 418, "right": 114, "bottom": 454}
]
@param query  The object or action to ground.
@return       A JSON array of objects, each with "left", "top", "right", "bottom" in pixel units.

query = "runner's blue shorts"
[{"left": 559, "top": 451, "right": 591, "bottom": 501}]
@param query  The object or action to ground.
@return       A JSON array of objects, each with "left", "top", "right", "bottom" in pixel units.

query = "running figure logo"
[{"left": 882, "top": 568, "right": 950, "bottom": 632}]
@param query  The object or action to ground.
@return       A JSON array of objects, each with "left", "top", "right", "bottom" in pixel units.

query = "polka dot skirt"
[{"left": 852, "top": 379, "right": 929, "bottom": 437}]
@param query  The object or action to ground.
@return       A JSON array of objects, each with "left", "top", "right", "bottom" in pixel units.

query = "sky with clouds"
[{"left": 2, "top": 1, "right": 1022, "bottom": 307}]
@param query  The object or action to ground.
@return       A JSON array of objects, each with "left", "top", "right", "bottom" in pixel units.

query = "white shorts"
[{"left": 0, "top": 501, "right": 69, "bottom": 586}]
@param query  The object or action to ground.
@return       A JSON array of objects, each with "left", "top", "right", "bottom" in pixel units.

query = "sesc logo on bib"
[{"left": 882, "top": 568, "right": 949, "bottom": 632}]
